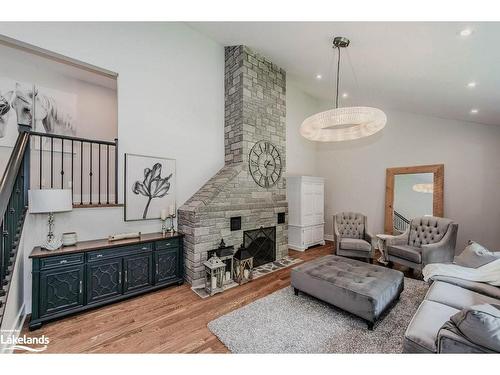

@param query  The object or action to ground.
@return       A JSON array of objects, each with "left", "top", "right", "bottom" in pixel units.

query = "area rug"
[
  {"left": 192, "top": 256, "right": 303, "bottom": 298},
  {"left": 208, "top": 277, "right": 428, "bottom": 353}
]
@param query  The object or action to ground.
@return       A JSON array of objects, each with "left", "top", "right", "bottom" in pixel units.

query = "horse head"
[{"left": 9, "top": 83, "right": 41, "bottom": 127}]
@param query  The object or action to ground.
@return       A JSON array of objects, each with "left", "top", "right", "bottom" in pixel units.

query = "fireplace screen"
[{"left": 243, "top": 226, "right": 276, "bottom": 267}]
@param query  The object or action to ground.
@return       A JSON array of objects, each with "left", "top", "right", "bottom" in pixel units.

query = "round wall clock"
[{"left": 248, "top": 140, "right": 282, "bottom": 188}]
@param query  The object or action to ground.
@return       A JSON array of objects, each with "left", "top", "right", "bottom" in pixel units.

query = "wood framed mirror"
[{"left": 384, "top": 164, "right": 444, "bottom": 234}]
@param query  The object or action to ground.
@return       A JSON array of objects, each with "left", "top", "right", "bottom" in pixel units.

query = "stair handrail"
[{"left": 0, "top": 130, "right": 30, "bottom": 220}]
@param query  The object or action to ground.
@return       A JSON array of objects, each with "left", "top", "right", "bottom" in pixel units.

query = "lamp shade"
[{"left": 29, "top": 189, "right": 73, "bottom": 214}]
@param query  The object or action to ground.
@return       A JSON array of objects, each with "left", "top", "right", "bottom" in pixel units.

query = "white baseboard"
[
  {"left": 0, "top": 303, "right": 26, "bottom": 354},
  {"left": 324, "top": 234, "right": 334, "bottom": 242}
]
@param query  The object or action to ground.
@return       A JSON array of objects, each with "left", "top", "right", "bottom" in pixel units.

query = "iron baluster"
[
  {"left": 106, "top": 145, "right": 110, "bottom": 204},
  {"left": 50, "top": 137, "right": 54, "bottom": 188},
  {"left": 80, "top": 141, "right": 83, "bottom": 205},
  {"left": 98, "top": 143, "right": 101, "bottom": 205},
  {"left": 89, "top": 142, "right": 93, "bottom": 205},
  {"left": 39, "top": 135, "right": 42, "bottom": 189},
  {"left": 61, "top": 138, "right": 64, "bottom": 188}
]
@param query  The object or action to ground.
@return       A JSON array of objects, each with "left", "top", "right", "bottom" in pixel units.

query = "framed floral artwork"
[{"left": 124, "top": 153, "right": 176, "bottom": 221}]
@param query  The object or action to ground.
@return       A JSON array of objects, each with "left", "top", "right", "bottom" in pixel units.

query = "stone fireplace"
[{"left": 178, "top": 45, "right": 287, "bottom": 288}]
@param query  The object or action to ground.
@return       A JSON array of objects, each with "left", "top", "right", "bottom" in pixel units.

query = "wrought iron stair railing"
[
  {"left": 393, "top": 210, "right": 410, "bottom": 233},
  {"left": 29, "top": 131, "right": 118, "bottom": 206},
  {"left": 0, "top": 130, "right": 30, "bottom": 325}
]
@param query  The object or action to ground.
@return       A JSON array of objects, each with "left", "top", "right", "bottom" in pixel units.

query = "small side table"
[{"left": 376, "top": 234, "right": 393, "bottom": 265}]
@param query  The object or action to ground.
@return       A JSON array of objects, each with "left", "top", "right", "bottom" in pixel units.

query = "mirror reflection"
[{"left": 393, "top": 172, "right": 433, "bottom": 233}]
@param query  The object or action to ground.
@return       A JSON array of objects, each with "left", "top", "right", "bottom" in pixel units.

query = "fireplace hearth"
[{"left": 243, "top": 226, "right": 276, "bottom": 267}]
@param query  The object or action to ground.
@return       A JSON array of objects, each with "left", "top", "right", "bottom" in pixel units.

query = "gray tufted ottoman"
[{"left": 291, "top": 255, "right": 404, "bottom": 329}]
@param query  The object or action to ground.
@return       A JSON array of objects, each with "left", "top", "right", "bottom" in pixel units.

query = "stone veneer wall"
[{"left": 178, "top": 46, "right": 287, "bottom": 287}]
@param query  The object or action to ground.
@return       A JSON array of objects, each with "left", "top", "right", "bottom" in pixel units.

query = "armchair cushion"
[
  {"left": 340, "top": 238, "right": 371, "bottom": 253},
  {"left": 450, "top": 304, "right": 500, "bottom": 352},
  {"left": 388, "top": 244, "right": 422, "bottom": 263}
]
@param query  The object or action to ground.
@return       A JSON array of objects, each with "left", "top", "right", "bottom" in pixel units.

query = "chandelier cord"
[{"left": 335, "top": 46, "right": 341, "bottom": 109}]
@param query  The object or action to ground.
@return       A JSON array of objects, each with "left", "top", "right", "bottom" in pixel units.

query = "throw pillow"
[
  {"left": 454, "top": 241, "right": 500, "bottom": 268},
  {"left": 450, "top": 304, "right": 500, "bottom": 352}
]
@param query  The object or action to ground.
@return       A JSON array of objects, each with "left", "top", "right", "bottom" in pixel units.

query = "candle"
[
  {"left": 169, "top": 205, "right": 175, "bottom": 216},
  {"left": 160, "top": 209, "right": 168, "bottom": 221},
  {"left": 225, "top": 271, "right": 231, "bottom": 282},
  {"left": 211, "top": 276, "right": 217, "bottom": 290},
  {"left": 244, "top": 269, "right": 250, "bottom": 279}
]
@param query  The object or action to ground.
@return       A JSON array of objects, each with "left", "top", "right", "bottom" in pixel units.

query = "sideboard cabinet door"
[
  {"left": 39, "top": 265, "right": 84, "bottom": 317},
  {"left": 123, "top": 253, "right": 153, "bottom": 294},
  {"left": 86, "top": 258, "right": 123, "bottom": 304},
  {"left": 155, "top": 248, "right": 179, "bottom": 285}
]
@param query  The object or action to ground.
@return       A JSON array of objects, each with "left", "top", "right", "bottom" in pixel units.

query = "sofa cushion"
[
  {"left": 454, "top": 241, "right": 500, "bottom": 269},
  {"left": 388, "top": 244, "right": 422, "bottom": 263},
  {"left": 425, "top": 281, "right": 500, "bottom": 311},
  {"left": 450, "top": 304, "right": 500, "bottom": 352},
  {"left": 404, "top": 300, "right": 459, "bottom": 353},
  {"left": 340, "top": 238, "right": 371, "bottom": 252}
]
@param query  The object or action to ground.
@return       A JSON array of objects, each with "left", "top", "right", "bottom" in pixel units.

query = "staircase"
[
  {"left": 393, "top": 210, "right": 410, "bottom": 234},
  {"left": 0, "top": 130, "right": 30, "bottom": 325},
  {"left": 0, "top": 129, "right": 119, "bottom": 326}
]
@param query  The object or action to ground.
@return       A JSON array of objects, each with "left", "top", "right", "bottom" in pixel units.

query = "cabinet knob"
[
  {"left": 96, "top": 254, "right": 103, "bottom": 258},
  {"left": 79, "top": 280, "right": 83, "bottom": 294},
  {"left": 141, "top": 247, "right": 149, "bottom": 250},
  {"left": 60, "top": 260, "right": 68, "bottom": 264}
]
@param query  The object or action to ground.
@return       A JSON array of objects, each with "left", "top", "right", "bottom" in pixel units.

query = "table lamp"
[{"left": 29, "top": 189, "right": 73, "bottom": 250}]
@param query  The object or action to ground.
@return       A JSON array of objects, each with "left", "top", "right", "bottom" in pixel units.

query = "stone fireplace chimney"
[{"left": 178, "top": 46, "right": 287, "bottom": 287}]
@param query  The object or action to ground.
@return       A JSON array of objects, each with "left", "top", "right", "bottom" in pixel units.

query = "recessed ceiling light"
[
  {"left": 467, "top": 81, "right": 477, "bottom": 88},
  {"left": 460, "top": 28, "right": 473, "bottom": 37},
  {"left": 470, "top": 108, "right": 479, "bottom": 114},
  {"left": 316, "top": 74, "right": 322, "bottom": 80},
  {"left": 342, "top": 93, "right": 348, "bottom": 98}
]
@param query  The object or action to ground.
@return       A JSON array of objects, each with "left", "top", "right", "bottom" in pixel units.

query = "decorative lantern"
[
  {"left": 207, "top": 239, "right": 235, "bottom": 285},
  {"left": 204, "top": 255, "right": 225, "bottom": 296},
  {"left": 233, "top": 245, "right": 253, "bottom": 285}
]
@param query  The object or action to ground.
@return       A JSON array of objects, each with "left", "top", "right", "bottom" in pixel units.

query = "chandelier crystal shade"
[{"left": 300, "top": 37, "right": 387, "bottom": 142}]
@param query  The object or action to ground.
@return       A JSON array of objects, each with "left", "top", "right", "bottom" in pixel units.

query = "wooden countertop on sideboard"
[{"left": 29, "top": 231, "right": 184, "bottom": 258}]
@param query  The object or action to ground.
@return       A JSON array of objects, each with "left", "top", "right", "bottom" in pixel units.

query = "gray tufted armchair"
[
  {"left": 334, "top": 212, "right": 374, "bottom": 262},
  {"left": 386, "top": 216, "right": 458, "bottom": 271}
]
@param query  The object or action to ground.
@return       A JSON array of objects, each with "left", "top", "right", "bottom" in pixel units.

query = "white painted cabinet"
[{"left": 287, "top": 176, "right": 325, "bottom": 251}]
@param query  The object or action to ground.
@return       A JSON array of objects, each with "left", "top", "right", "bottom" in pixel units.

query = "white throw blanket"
[{"left": 423, "top": 258, "right": 500, "bottom": 286}]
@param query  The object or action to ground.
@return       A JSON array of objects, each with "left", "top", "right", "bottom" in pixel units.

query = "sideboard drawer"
[
  {"left": 40, "top": 253, "right": 84, "bottom": 270},
  {"left": 87, "top": 243, "right": 153, "bottom": 262},
  {"left": 155, "top": 238, "right": 179, "bottom": 250}
]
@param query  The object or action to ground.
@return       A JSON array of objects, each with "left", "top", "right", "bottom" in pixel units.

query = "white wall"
[
  {"left": 0, "top": 23, "right": 322, "bottom": 318},
  {"left": 0, "top": 22, "right": 226, "bottom": 317},
  {"left": 317, "top": 109, "right": 500, "bottom": 252},
  {"left": 285, "top": 80, "right": 321, "bottom": 177}
]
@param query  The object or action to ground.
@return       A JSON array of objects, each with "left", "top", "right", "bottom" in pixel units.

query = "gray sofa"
[
  {"left": 334, "top": 212, "right": 374, "bottom": 262},
  {"left": 404, "top": 276, "right": 500, "bottom": 353},
  {"left": 386, "top": 216, "right": 458, "bottom": 272}
]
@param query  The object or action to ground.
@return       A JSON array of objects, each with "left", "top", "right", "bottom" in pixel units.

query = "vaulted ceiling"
[{"left": 189, "top": 22, "right": 500, "bottom": 126}]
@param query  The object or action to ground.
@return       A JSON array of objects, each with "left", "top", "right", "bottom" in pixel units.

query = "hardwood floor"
[
  {"left": 20, "top": 243, "right": 333, "bottom": 353},
  {"left": 20, "top": 242, "right": 419, "bottom": 353}
]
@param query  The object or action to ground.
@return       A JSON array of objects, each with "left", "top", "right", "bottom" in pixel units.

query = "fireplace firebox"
[{"left": 243, "top": 226, "right": 276, "bottom": 267}]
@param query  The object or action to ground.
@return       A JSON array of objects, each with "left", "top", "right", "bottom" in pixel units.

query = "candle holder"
[
  {"left": 167, "top": 214, "right": 176, "bottom": 234},
  {"left": 161, "top": 219, "right": 167, "bottom": 236}
]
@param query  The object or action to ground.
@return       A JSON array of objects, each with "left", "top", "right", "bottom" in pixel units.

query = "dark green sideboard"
[{"left": 29, "top": 232, "right": 184, "bottom": 330}]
